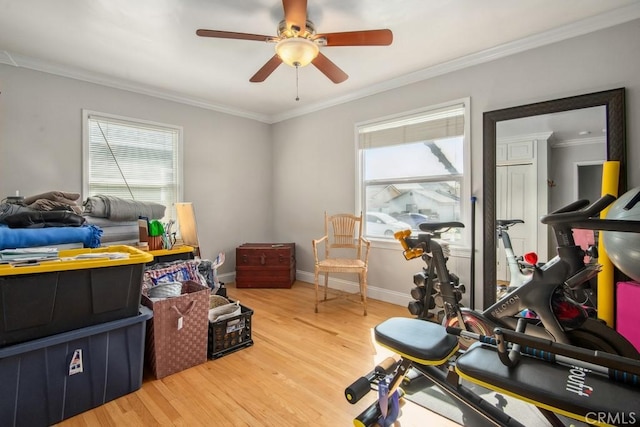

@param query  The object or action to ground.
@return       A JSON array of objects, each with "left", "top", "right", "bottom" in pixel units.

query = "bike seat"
[
  {"left": 456, "top": 343, "right": 640, "bottom": 425},
  {"left": 496, "top": 219, "right": 524, "bottom": 228},
  {"left": 374, "top": 318, "right": 459, "bottom": 365},
  {"left": 418, "top": 221, "right": 464, "bottom": 233}
]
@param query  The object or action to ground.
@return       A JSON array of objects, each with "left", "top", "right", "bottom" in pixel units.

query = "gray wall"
[
  {"left": 1, "top": 19, "right": 639, "bottom": 307},
  {"left": 549, "top": 143, "right": 605, "bottom": 212},
  {"left": 0, "top": 65, "right": 273, "bottom": 275}
]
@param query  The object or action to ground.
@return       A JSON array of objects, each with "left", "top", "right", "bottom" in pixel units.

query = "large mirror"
[{"left": 482, "top": 88, "right": 626, "bottom": 308}]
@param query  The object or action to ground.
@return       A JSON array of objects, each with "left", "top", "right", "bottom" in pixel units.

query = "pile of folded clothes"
[
  {"left": 0, "top": 191, "right": 167, "bottom": 249},
  {"left": 0, "top": 190, "right": 102, "bottom": 250},
  {"left": 1, "top": 191, "right": 86, "bottom": 228},
  {"left": 24, "top": 191, "right": 83, "bottom": 214}
]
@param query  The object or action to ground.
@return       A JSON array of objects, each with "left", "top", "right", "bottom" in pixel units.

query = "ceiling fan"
[{"left": 196, "top": 0, "right": 393, "bottom": 84}]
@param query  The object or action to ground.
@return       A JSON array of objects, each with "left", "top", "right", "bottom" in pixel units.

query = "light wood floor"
[{"left": 57, "top": 281, "right": 459, "bottom": 427}]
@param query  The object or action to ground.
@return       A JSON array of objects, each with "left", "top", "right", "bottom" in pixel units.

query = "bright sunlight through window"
[{"left": 356, "top": 100, "right": 470, "bottom": 244}]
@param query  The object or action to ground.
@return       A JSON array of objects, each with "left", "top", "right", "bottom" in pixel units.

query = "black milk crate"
[{"left": 207, "top": 303, "right": 253, "bottom": 359}]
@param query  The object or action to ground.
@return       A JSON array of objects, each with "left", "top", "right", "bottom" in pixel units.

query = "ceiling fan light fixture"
[{"left": 275, "top": 37, "right": 319, "bottom": 67}]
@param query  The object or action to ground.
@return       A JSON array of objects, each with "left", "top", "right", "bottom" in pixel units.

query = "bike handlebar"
[
  {"left": 540, "top": 194, "right": 616, "bottom": 225},
  {"left": 623, "top": 189, "right": 640, "bottom": 210},
  {"left": 548, "top": 199, "right": 591, "bottom": 214}
]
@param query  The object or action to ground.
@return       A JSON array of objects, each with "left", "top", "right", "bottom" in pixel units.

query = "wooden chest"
[{"left": 235, "top": 243, "right": 296, "bottom": 288}]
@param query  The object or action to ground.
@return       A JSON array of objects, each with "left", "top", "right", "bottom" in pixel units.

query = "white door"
[{"left": 496, "top": 163, "right": 537, "bottom": 282}]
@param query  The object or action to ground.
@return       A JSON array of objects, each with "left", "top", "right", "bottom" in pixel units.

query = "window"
[
  {"left": 356, "top": 99, "right": 470, "bottom": 244},
  {"left": 82, "top": 110, "right": 182, "bottom": 220}
]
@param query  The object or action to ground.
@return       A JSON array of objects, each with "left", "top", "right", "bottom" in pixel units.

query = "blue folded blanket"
[{"left": 0, "top": 224, "right": 103, "bottom": 250}]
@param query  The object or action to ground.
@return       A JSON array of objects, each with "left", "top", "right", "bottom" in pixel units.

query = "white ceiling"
[{"left": 1, "top": 0, "right": 639, "bottom": 123}]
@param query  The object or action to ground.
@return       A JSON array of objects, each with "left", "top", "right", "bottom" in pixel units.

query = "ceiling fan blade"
[
  {"left": 250, "top": 55, "right": 283, "bottom": 82},
  {"left": 282, "top": 0, "right": 307, "bottom": 34},
  {"left": 311, "top": 53, "right": 348, "bottom": 84},
  {"left": 196, "top": 29, "right": 273, "bottom": 42},
  {"left": 317, "top": 29, "right": 393, "bottom": 46}
]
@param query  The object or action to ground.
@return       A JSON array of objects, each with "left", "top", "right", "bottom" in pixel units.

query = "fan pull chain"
[{"left": 295, "top": 63, "right": 300, "bottom": 101}]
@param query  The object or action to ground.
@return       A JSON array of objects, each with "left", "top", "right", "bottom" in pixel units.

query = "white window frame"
[
  {"left": 355, "top": 98, "right": 471, "bottom": 249},
  {"left": 81, "top": 109, "right": 184, "bottom": 220}
]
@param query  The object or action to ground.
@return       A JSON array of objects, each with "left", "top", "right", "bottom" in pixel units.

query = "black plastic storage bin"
[
  {"left": 208, "top": 303, "right": 253, "bottom": 359},
  {"left": 0, "top": 245, "right": 153, "bottom": 347},
  {"left": 0, "top": 306, "right": 152, "bottom": 427},
  {"left": 146, "top": 245, "right": 195, "bottom": 266}
]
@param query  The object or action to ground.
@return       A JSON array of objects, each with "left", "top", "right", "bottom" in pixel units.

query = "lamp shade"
[{"left": 275, "top": 37, "right": 319, "bottom": 67}]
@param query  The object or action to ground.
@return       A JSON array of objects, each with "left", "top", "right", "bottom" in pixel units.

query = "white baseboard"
[
  {"left": 220, "top": 270, "right": 412, "bottom": 308},
  {"left": 218, "top": 272, "right": 236, "bottom": 285}
]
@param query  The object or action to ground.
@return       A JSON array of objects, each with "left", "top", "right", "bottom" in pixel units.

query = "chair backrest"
[{"left": 325, "top": 212, "right": 363, "bottom": 259}]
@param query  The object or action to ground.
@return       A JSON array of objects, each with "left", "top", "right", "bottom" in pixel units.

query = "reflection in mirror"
[
  {"left": 482, "top": 88, "right": 626, "bottom": 308},
  {"left": 494, "top": 107, "right": 606, "bottom": 295}
]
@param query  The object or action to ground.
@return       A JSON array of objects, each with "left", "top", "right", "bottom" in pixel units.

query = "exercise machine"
[
  {"left": 346, "top": 192, "right": 640, "bottom": 426},
  {"left": 346, "top": 316, "right": 639, "bottom": 426},
  {"left": 396, "top": 194, "right": 640, "bottom": 353},
  {"left": 495, "top": 219, "right": 532, "bottom": 297}
]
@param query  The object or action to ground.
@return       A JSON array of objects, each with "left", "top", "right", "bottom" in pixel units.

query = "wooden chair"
[{"left": 312, "top": 212, "right": 371, "bottom": 315}]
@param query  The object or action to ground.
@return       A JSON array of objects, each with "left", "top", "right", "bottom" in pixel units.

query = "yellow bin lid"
[
  {"left": 148, "top": 245, "right": 195, "bottom": 258},
  {"left": 0, "top": 245, "right": 154, "bottom": 277}
]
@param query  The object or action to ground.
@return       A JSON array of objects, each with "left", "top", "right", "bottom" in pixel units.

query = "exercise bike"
[
  {"left": 496, "top": 219, "right": 533, "bottom": 298},
  {"left": 496, "top": 219, "right": 598, "bottom": 316},
  {"left": 396, "top": 194, "right": 640, "bottom": 354}
]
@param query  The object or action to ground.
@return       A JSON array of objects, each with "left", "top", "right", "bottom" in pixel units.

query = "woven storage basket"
[
  {"left": 141, "top": 281, "right": 209, "bottom": 379},
  {"left": 210, "top": 294, "right": 229, "bottom": 309}
]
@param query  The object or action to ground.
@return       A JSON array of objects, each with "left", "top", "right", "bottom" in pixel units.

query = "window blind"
[
  {"left": 86, "top": 113, "right": 180, "bottom": 220},
  {"left": 358, "top": 104, "right": 465, "bottom": 149}
]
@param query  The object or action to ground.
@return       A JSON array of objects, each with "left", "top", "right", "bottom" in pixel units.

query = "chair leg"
[
  {"left": 323, "top": 272, "right": 329, "bottom": 301},
  {"left": 314, "top": 269, "right": 320, "bottom": 313},
  {"left": 361, "top": 271, "right": 368, "bottom": 316}
]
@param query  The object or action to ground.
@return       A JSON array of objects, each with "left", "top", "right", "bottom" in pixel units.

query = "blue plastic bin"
[{"left": 0, "top": 306, "right": 152, "bottom": 427}]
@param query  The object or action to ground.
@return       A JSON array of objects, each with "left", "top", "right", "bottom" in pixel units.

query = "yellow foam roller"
[{"left": 597, "top": 160, "right": 620, "bottom": 327}]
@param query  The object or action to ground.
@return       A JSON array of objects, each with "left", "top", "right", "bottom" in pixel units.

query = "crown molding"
[
  {"left": 269, "top": 3, "right": 640, "bottom": 123},
  {"left": 2, "top": 3, "right": 639, "bottom": 124},
  {"left": 0, "top": 51, "right": 272, "bottom": 124},
  {"left": 550, "top": 136, "right": 605, "bottom": 149},
  {"left": 497, "top": 132, "right": 554, "bottom": 145},
  {"left": 0, "top": 50, "right": 17, "bottom": 66}
]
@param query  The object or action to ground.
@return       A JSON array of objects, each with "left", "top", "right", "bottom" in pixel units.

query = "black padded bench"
[{"left": 456, "top": 343, "right": 639, "bottom": 425}]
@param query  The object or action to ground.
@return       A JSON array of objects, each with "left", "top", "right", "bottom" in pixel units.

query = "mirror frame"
[{"left": 482, "top": 88, "right": 626, "bottom": 308}]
